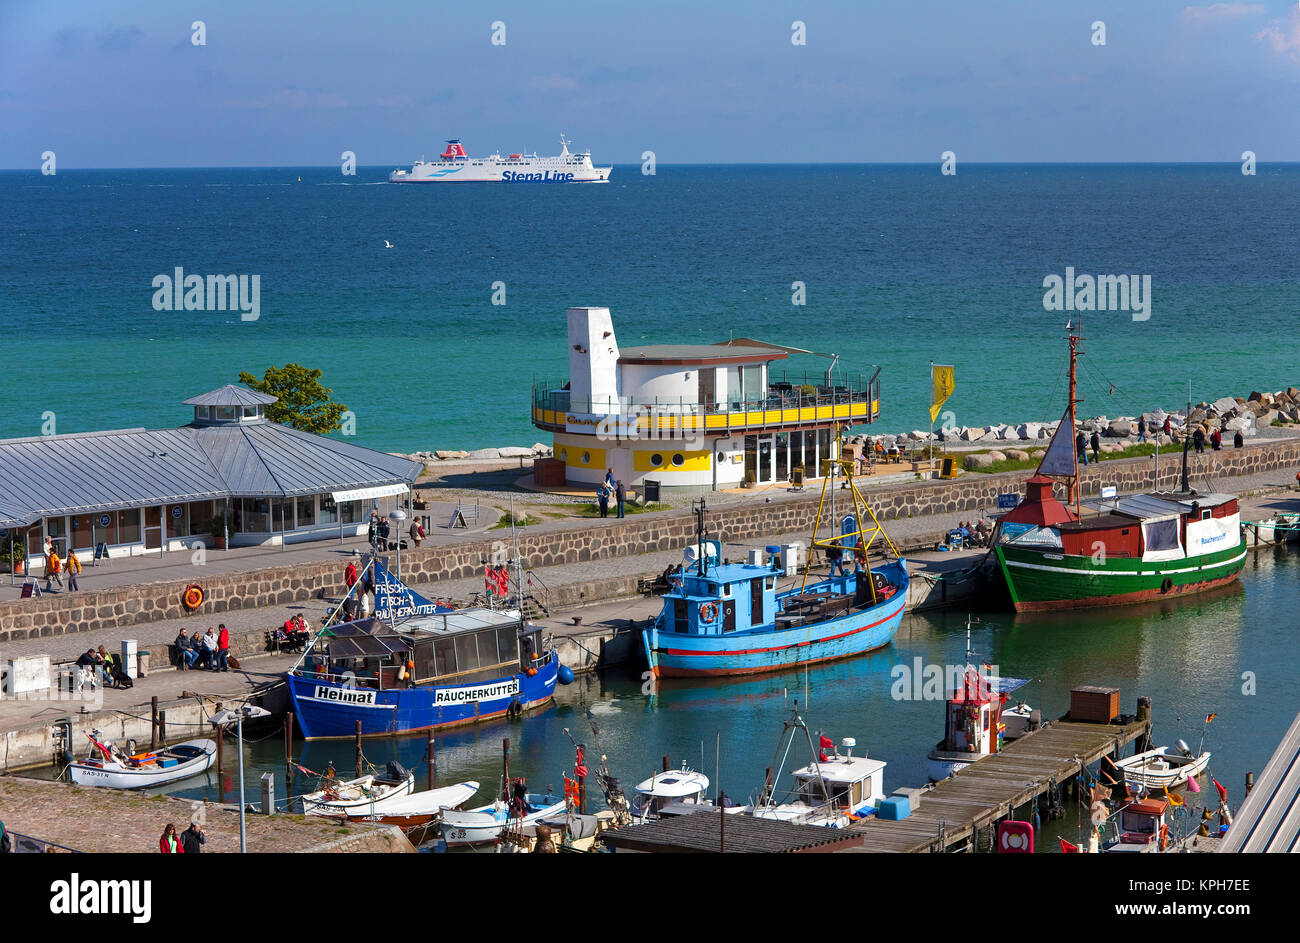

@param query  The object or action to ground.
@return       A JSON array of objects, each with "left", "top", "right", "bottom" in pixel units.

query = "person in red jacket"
[
  {"left": 216, "top": 624, "right": 230, "bottom": 672},
  {"left": 160, "top": 823, "right": 184, "bottom": 853},
  {"left": 345, "top": 561, "right": 358, "bottom": 589}
]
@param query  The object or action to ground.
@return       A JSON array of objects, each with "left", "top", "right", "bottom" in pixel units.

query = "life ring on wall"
[
  {"left": 182, "top": 584, "right": 205, "bottom": 610},
  {"left": 1160, "top": 577, "right": 1173, "bottom": 594},
  {"left": 699, "top": 602, "right": 719, "bottom": 623}
]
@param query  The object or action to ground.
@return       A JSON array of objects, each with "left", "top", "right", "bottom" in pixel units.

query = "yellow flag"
[{"left": 929, "top": 365, "right": 955, "bottom": 423}]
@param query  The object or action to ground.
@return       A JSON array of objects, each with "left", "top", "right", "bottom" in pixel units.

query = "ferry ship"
[{"left": 389, "top": 135, "right": 611, "bottom": 183}]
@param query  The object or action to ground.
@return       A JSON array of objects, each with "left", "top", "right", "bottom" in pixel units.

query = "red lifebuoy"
[
  {"left": 699, "top": 602, "right": 719, "bottom": 623},
  {"left": 182, "top": 584, "right": 204, "bottom": 611}
]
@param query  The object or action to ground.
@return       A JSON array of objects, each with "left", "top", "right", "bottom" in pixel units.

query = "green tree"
[{"left": 238, "top": 364, "right": 348, "bottom": 435}]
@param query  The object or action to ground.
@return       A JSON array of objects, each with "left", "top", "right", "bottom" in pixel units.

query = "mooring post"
[
  {"left": 427, "top": 731, "right": 436, "bottom": 789},
  {"left": 284, "top": 712, "right": 294, "bottom": 788},
  {"left": 719, "top": 790, "right": 726, "bottom": 853},
  {"left": 157, "top": 710, "right": 166, "bottom": 744},
  {"left": 502, "top": 737, "right": 511, "bottom": 801},
  {"left": 1246, "top": 771, "right": 1254, "bottom": 795},
  {"left": 354, "top": 720, "right": 363, "bottom": 778},
  {"left": 150, "top": 696, "right": 159, "bottom": 749},
  {"left": 663, "top": 754, "right": 670, "bottom": 773},
  {"left": 216, "top": 724, "right": 224, "bottom": 786},
  {"left": 1136, "top": 695, "right": 1152, "bottom": 753}
]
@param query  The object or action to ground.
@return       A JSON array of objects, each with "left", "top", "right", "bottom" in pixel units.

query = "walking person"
[
  {"left": 45, "top": 544, "right": 64, "bottom": 593},
  {"left": 179, "top": 821, "right": 206, "bottom": 854},
  {"left": 1234, "top": 429, "right": 1244, "bottom": 449},
  {"left": 1193, "top": 426, "right": 1205, "bottom": 454},
  {"left": 1163, "top": 416, "right": 1172, "bottom": 439},
  {"left": 159, "top": 824, "right": 184, "bottom": 854},
  {"left": 1075, "top": 429, "right": 1088, "bottom": 466},
  {"left": 1210, "top": 428, "right": 1222, "bottom": 451},
  {"left": 65, "top": 547, "right": 81, "bottom": 591},
  {"left": 1137, "top": 416, "right": 1147, "bottom": 443},
  {"left": 604, "top": 467, "right": 616, "bottom": 491},
  {"left": 345, "top": 560, "right": 358, "bottom": 589},
  {"left": 1090, "top": 430, "right": 1101, "bottom": 464},
  {"left": 615, "top": 480, "right": 627, "bottom": 519},
  {"left": 408, "top": 519, "right": 425, "bottom": 548},
  {"left": 216, "top": 624, "right": 230, "bottom": 672},
  {"left": 596, "top": 483, "right": 609, "bottom": 518}
]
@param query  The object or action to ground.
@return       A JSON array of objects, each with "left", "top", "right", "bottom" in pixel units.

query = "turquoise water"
[
  {"left": 115, "top": 543, "right": 1298, "bottom": 850},
  {"left": 2, "top": 164, "right": 1298, "bottom": 451}
]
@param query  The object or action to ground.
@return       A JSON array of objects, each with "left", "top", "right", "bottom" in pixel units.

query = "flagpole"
[{"left": 929, "top": 362, "right": 935, "bottom": 480}]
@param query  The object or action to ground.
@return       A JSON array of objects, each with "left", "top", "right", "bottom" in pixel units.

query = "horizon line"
[{"left": 3, "top": 160, "right": 1298, "bottom": 172}]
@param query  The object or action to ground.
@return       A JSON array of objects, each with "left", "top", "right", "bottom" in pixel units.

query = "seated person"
[
  {"left": 176, "top": 629, "right": 197, "bottom": 669},
  {"left": 191, "top": 632, "right": 213, "bottom": 669}
]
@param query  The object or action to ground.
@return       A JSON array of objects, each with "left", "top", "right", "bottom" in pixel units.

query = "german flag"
[{"left": 1206, "top": 713, "right": 1217, "bottom": 724}]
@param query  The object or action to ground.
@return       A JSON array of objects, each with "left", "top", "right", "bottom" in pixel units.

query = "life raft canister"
[{"left": 182, "top": 584, "right": 205, "bottom": 611}]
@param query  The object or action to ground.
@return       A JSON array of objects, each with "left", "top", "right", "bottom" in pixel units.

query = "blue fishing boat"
[
  {"left": 643, "top": 472, "right": 908, "bottom": 678},
  {"left": 286, "top": 557, "right": 561, "bottom": 739}
]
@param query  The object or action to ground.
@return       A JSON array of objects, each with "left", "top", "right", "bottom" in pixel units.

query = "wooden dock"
[{"left": 851, "top": 717, "right": 1148, "bottom": 853}]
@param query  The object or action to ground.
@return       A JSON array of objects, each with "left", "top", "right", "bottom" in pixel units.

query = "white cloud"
[
  {"left": 1255, "top": 9, "right": 1300, "bottom": 58},
  {"left": 1181, "top": 3, "right": 1266, "bottom": 26}
]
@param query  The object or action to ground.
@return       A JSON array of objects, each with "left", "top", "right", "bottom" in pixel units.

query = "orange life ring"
[
  {"left": 699, "top": 602, "right": 718, "bottom": 623},
  {"left": 182, "top": 584, "right": 205, "bottom": 611},
  {"left": 1159, "top": 823, "right": 1169, "bottom": 851}
]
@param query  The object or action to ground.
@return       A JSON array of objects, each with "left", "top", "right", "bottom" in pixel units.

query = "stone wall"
[{"left": 3, "top": 437, "right": 1297, "bottom": 646}]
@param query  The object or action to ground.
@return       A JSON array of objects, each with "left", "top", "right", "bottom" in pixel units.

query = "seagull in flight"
[{"left": 383, "top": 240, "right": 395, "bottom": 249}]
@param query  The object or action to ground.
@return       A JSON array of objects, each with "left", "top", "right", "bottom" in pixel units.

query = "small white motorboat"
[
  {"left": 347, "top": 780, "right": 480, "bottom": 846},
  {"left": 630, "top": 765, "right": 711, "bottom": 822},
  {"left": 1116, "top": 742, "right": 1211, "bottom": 790},
  {"left": 440, "top": 793, "right": 566, "bottom": 847},
  {"left": 69, "top": 732, "right": 216, "bottom": 789},
  {"left": 301, "top": 762, "right": 416, "bottom": 816}
]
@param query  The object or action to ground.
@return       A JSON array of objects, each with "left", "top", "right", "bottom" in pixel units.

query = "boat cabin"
[
  {"left": 1106, "top": 798, "right": 1169, "bottom": 851},
  {"left": 632, "top": 767, "right": 712, "bottom": 820},
  {"left": 297, "top": 609, "right": 546, "bottom": 691},
  {"left": 783, "top": 740, "right": 886, "bottom": 816}
]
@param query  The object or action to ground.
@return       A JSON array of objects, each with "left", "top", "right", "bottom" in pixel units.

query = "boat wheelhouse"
[
  {"left": 1101, "top": 798, "right": 1171, "bottom": 853},
  {"left": 285, "top": 608, "right": 558, "bottom": 740},
  {"left": 927, "top": 667, "right": 1030, "bottom": 782},
  {"left": 630, "top": 765, "right": 712, "bottom": 821}
]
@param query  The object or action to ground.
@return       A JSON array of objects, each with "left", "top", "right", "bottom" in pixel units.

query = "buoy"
[{"left": 557, "top": 664, "right": 575, "bottom": 685}]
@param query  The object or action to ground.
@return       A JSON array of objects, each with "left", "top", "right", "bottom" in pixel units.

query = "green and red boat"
[{"left": 991, "top": 323, "right": 1247, "bottom": 612}]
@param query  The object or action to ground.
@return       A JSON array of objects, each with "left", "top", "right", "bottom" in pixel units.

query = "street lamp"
[
  {"left": 388, "top": 508, "right": 407, "bottom": 580},
  {"left": 211, "top": 704, "right": 271, "bottom": 853}
]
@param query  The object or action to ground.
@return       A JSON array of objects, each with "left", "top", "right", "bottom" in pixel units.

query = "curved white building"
[{"left": 531, "top": 308, "right": 880, "bottom": 493}]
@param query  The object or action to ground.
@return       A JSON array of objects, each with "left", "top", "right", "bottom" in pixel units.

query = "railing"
[{"left": 532, "top": 369, "right": 881, "bottom": 433}]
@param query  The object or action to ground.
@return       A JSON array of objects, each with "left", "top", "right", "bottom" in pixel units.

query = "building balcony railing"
[{"left": 531, "top": 370, "right": 880, "bottom": 436}]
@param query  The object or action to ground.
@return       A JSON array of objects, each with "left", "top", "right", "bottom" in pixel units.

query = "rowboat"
[
  {"left": 440, "top": 793, "right": 566, "bottom": 847},
  {"left": 1116, "top": 744, "right": 1211, "bottom": 790},
  {"left": 345, "top": 781, "right": 480, "bottom": 846},
  {"left": 300, "top": 762, "right": 416, "bottom": 816},
  {"left": 70, "top": 733, "right": 216, "bottom": 789}
]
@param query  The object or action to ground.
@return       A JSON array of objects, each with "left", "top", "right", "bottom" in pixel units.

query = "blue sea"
[{"left": 2, "top": 163, "right": 1297, "bottom": 452}]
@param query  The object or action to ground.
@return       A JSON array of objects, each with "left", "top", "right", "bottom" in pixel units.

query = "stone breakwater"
[
  {"left": 855, "top": 387, "right": 1300, "bottom": 450},
  {"left": 4, "top": 436, "right": 1300, "bottom": 647},
  {"left": 397, "top": 443, "right": 552, "bottom": 462}
]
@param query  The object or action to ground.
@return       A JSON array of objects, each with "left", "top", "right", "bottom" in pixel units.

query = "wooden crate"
[
  {"left": 1070, "top": 685, "right": 1120, "bottom": 723},
  {"left": 533, "top": 457, "right": 567, "bottom": 487}
]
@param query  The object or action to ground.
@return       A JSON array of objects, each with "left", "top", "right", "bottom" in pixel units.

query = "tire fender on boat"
[{"left": 1160, "top": 578, "right": 1173, "bottom": 594}]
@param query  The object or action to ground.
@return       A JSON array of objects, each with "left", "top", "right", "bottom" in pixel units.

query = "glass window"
[
  {"left": 27, "top": 527, "right": 43, "bottom": 556},
  {"left": 117, "top": 509, "right": 141, "bottom": 543},
  {"left": 496, "top": 627, "right": 518, "bottom": 662},
  {"left": 69, "top": 514, "right": 95, "bottom": 550},
  {"left": 454, "top": 634, "right": 480, "bottom": 672},
  {"left": 650, "top": 453, "right": 663, "bottom": 467},
  {"left": 242, "top": 406, "right": 259, "bottom": 419},
  {"left": 216, "top": 406, "right": 235, "bottom": 421},
  {"left": 319, "top": 495, "right": 338, "bottom": 524},
  {"left": 341, "top": 500, "right": 362, "bottom": 524},
  {"left": 165, "top": 504, "right": 189, "bottom": 539},
  {"left": 270, "top": 499, "right": 289, "bottom": 532},
  {"left": 241, "top": 498, "right": 270, "bottom": 532},
  {"left": 476, "top": 629, "right": 500, "bottom": 665},
  {"left": 818, "top": 429, "right": 831, "bottom": 473},
  {"left": 742, "top": 365, "right": 762, "bottom": 403},
  {"left": 296, "top": 496, "right": 316, "bottom": 527},
  {"left": 434, "top": 639, "right": 456, "bottom": 676},
  {"left": 189, "top": 500, "right": 214, "bottom": 537},
  {"left": 46, "top": 517, "right": 66, "bottom": 540},
  {"left": 671, "top": 453, "right": 685, "bottom": 467},
  {"left": 195, "top": 406, "right": 210, "bottom": 421},
  {"left": 89, "top": 512, "right": 116, "bottom": 546}
]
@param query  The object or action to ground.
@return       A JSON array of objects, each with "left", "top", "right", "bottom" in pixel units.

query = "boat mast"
[
  {"left": 1068, "top": 319, "right": 1083, "bottom": 516},
  {"left": 1179, "top": 380, "right": 1192, "bottom": 494},
  {"left": 694, "top": 498, "right": 708, "bottom": 578}
]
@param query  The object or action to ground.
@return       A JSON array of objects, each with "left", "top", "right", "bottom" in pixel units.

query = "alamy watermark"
[
  {"left": 890, "top": 657, "right": 1002, "bottom": 701},
  {"left": 152, "top": 268, "right": 260, "bottom": 321},
  {"left": 1042, "top": 267, "right": 1151, "bottom": 322}
]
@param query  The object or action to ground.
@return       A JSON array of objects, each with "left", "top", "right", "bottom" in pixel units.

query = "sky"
[{"left": 1, "top": 0, "right": 1298, "bottom": 167}]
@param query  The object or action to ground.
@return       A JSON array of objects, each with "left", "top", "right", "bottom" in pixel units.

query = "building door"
[
  {"left": 698, "top": 369, "right": 715, "bottom": 408},
  {"left": 757, "top": 436, "right": 774, "bottom": 483},
  {"left": 144, "top": 506, "right": 162, "bottom": 550},
  {"left": 775, "top": 432, "right": 789, "bottom": 481}
]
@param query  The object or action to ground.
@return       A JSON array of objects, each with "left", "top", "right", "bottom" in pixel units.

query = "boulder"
[
  {"left": 909, "top": 430, "right": 931, "bottom": 441},
  {"left": 987, "top": 450, "right": 1007, "bottom": 462},
  {"left": 1005, "top": 449, "right": 1029, "bottom": 462},
  {"left": 467, "top": 448, "right": 501, "bottom": 460},
  {"left": 1189, "top": 408, "right": 1207, "bottom": 424},
  {"left": 1223, "top": 415, "right": 1254, "bottom": 435},
  {"left": 1107, "top": 418, "right": 1134, "bottom": 438},
  {"left": 531, "top": 442, "right": 552, "bottom": 454},
  {"left": 1029, "top": 449, "right": 1045, "bottom": 459},
  {"left": 963, "top": 453, "right": 994, "bottom": 470},
  {"left": 1259, "top": 409, "right": 1279, "bottom": 428},
  {"left": 960, "top": 426, "right": 985, "bottom": 442},
  {"left": 434, "top": 450, "right": 460, "bottom": 460},
  {"left": 1017, "top": 422, "right": 1043, "bottom": 440},
  {"left": 978, "top": 428, "right": 1001, "bottom": 442},
  {"left": 1211, "top": 396, "right": 1239, "bottom": 415},
  {"left": 498, "top": 446, "right": 534, "bottom": 458},
  {"left": 1247, "top": 391, "right": 1264, "bottom": 403}
]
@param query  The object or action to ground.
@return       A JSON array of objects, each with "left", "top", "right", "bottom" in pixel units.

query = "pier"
[{"left": 850, "top": 713, "right": 1149, "bottom": 853}]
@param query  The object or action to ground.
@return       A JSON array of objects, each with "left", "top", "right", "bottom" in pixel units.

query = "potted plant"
[
  {"left": 743, "top": 470, "right": 757, "bottom": 490},
  {"left": 1, "top": 537, "right": 26, "bottom": 575},
  {"left": 210, "top": 512, "right": 230, "bottom": 550}
]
